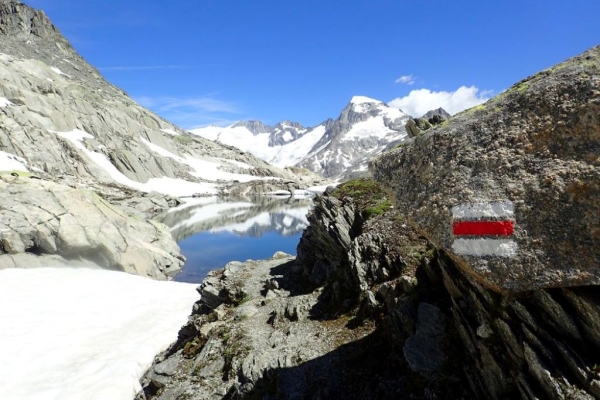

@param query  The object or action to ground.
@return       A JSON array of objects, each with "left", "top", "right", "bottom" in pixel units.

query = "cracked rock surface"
[
  {"left": 0, "top": 173, "right": 182, "bottom": 278},
  {"left": 373, "top": 45, "right": 600, "bottom": 292}
]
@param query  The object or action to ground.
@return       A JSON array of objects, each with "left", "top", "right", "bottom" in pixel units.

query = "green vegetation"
[
  {"left": 467, "top": 104, "right": 486, "bottom": 113},
  {"left": 364, "top": 199, "right": 392, "bottom": 219},
  {"left": 333, "top": 178, "right": 392, "bottom": 220}
]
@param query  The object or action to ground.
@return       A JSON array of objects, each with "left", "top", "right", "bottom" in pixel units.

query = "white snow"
[
  {"left": 54, "top": 129, "right": 216, "bottom": 196},
  {"left": 0, "top": 150, "right": 29, "bottom": 172},
  {"left": 190, "top": 124, "right": 327, "bottom": 168},
  {"left": 160, "top": 128, "right": 179, "bottom": 136},
  {"left": 282, "top": 131, "right": 293, "bottom": 142},
  {"left": 341, "top": 117, "right": 396, "bottom": 141},
  {"left": 0, "top": 267, "right": 198, "bottom": 400},
  {"left": 50, "top": 66, "right": 71, "bottom": 78},
  {"left": 140, "top": 137, "right": 263, "bottom": 184},
  {"left": 0, "top": 96, "right": 13, "bottom": 107}
]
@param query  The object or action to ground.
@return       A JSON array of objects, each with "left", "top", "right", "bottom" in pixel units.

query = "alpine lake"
[{"left": 156, "top": 195, "right": 313, "bottom": 283}]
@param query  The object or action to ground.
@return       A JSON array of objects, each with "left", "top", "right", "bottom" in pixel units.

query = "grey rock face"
[
  {"left": 0, "top": 1, "right": 319, "bottom": 197},
  {"left": 373, "top": 45, "right": 600, "bottom": 292},
  {"left": 0, "top": 174, "right": 182, "bottom": 278},
  {"left": 231, "top": 120, "right": 271, "bottom": 135},
  {"left": 269, "top": 120, "right": 308, "bottom": 146}
]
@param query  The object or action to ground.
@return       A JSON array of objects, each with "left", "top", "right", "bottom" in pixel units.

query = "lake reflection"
[{"left": 156, "top": 196, "right": 312, "bottom": 283}]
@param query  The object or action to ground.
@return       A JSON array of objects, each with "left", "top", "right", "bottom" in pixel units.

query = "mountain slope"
[
  {"left": 191, "top": 96, "right": 409, "bottom": 181},
  {"left": 0, "top": 0, "right": 323, "bottom": 197}
]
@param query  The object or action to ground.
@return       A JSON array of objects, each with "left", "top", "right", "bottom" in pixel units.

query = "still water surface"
[{"left": 157, "top": 196, "right": 312, "bottom": 283}]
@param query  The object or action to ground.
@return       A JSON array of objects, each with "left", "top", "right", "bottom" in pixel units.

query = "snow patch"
[
  {"left": 0, "top": 96, "right": 13, "bottom": 108},
  {"left": 0, "top": 150, "right": 29, "bottom": 172},
  {"left": 53, "top": 129, "right": 216, "bottom": 196},
  {"left": 50, "top": 66, "right": 71, "bottom": 78},
  {"left": 350, "top": 95, "right": 381, "bottom": 105},
  {"left": 282, "top": 131, "right": 293, "bottom": 142},
  {"left": 140, "top": 137, "right": 264, "bottom": 184},
  {"left": 341, "top": 117, "right": 396, "bottom": 141},
  {"left": 160, "top": 128, "right": 179, "bottom": 136},
  {"left": 0, "top": 267, "right": 198, "bottom": 400}
]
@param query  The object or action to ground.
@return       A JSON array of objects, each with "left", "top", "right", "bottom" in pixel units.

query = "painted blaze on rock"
[
  {"left": 451, "top": 201, "right": 517, "bottom": 257},
  {"left": 372, "top": 45, "right": 600, "bottom": 292}
]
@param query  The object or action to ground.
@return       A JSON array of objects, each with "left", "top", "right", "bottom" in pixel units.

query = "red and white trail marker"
[{"left": 450, "top": 201, "right": 517, "bottom": 257}]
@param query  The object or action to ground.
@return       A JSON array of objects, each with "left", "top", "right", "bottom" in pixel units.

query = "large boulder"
[
  {"left": 0, "top": 174, "right": 183, "bottom": 278},
  {"left": 373, "top": 45, "right": 600, "bottom": 292}
]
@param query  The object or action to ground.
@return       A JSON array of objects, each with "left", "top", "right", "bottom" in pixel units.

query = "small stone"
[{"left": 476, "top": 323, "right": 494, "bottom": 339}]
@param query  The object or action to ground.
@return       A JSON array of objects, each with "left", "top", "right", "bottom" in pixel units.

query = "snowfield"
[
  {"left": 0, "top": 267, "right": 198, "bottom": 400},
  {"left": 189, "top": 124, "right": 327, "bottom": 168}
]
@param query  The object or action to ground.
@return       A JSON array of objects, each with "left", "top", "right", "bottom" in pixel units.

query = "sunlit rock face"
[
  {"left": 373, "top": 45, "right": 600, "bottom": 292},
  {"left": 0, "top": 177, "right": 183, "bottom": 278},
  {"left": 0, "top": 0, "right": 322, "bottom": 197}
]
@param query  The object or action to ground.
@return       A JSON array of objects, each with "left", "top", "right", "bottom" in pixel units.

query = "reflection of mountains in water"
[{"left": 157, "top": 196, "right": 312, "bottom": 242}]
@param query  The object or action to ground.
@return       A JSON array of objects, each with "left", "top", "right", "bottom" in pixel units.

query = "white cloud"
[
  {"left": 135, "top": 96, "right": 240, "bottom": 129},
  {"left": 388, "top": 86, "right": 491, "bottom": 117},
  {"left": 395, "top": 75, "right": 415, "bottom": 85}
]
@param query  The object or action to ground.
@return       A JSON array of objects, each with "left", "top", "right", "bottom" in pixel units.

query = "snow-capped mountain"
[{"left": 190, "top": 96, "right": 409, "bottom": 181}]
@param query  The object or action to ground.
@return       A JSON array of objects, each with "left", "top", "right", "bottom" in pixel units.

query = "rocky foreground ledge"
[{"left": 137, "top": 180, "right": 600, "bottom": 399}]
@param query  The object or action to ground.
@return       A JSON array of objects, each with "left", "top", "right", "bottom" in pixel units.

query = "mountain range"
[{"left": 191, "top": 96, "right": 415, "bottom": 181}]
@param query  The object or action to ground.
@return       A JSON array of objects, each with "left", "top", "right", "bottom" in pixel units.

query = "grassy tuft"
[{"left": 332, "top": 178, "right": 392, "bottom": 220}]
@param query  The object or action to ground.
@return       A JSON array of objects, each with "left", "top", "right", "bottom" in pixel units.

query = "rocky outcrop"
[
  {"left": 0, "top": 172, "right": 183, "bottom": 278},
  {"left": 404, "top": 108, "right": 449, "bottom": 138},
  {"left": 136, "top": 252, "right": 394, "bottom": 400},
  {"left": 373, "top": 45, "right": 600, "bottom": 291}
]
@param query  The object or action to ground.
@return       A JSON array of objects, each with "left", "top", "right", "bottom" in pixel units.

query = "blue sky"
[{"left": 26, "top": 0, "right": 599, "bottom": 129}]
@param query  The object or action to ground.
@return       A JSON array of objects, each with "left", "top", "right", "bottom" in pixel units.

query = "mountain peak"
[
  {"left": 421, "top": 107, "right": 452, "bottom": 119},
  {"left": 0, "top": 1, "right": 58, "bottom": 40},
  {"left": 231, "top": 120, "right": 271, "bottom": 135}
]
